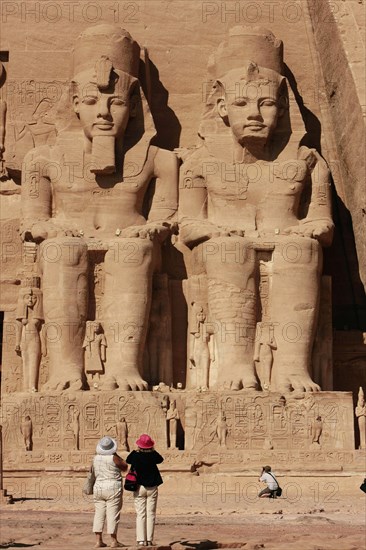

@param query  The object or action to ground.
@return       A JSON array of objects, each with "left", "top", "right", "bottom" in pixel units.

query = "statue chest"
[
  {"left": 51, "top": 171, "right": 148, "bottom": 213},
  {"left": 205, "top": 161, "right": 306, "bottom": 206}
]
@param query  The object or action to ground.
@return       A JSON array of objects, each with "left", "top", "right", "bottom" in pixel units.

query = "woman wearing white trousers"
[
  {"left": 93, "top": 436, "right": 127, "bottom": 548},
  {"left": 126, "top": 434, "right": 164, "bottom": 546}
]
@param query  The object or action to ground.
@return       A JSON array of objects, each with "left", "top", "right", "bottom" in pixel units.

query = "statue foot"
[
  {"left": 272, "top": 372, "right": 320, "bottom": 393},
  {"left": 42, "top": 376, "right": 83, "bottom": 392},
  {"left": 103, "top": 372, "right": 148, "bottom": 391},
  {"left": 217, "top": 372, "right": 259, "bottom": 391},
  {"left": 116, "top": 374, "right": 148, "bottom": 391}
]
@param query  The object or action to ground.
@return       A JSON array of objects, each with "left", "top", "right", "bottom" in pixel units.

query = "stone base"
[{"left": 0, "top": 390, "right": 355, "bottom": 472}]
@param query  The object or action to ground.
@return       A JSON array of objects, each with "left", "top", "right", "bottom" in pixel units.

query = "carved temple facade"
[{"left": 0, "top": 1, "right": 365, "bottom": 476}]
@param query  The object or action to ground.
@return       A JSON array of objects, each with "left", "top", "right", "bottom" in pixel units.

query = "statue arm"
[
  {"left": 178, "top": 164, "right": 219, "bottom": 248},
  {"left": 299, "top": 148, "right": 334, "bottom": 247},
  {"left": 149, "top": 147, "right": 179, "bottom": 223},
  {"left": 20, "top": 148, "right": 53, "bottom": 241},
  {"left": 21, "top": 147, "right": 81, "bottom": 241}
]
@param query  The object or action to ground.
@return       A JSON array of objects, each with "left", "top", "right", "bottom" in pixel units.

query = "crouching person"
[{"left": 258, "top": 465, "right": 279, "bottom": 498}]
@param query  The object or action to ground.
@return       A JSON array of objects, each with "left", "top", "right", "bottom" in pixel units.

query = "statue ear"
[
  {"left": 73, "top": 97, "right": 80, "bottom": 115},
  {"left": 217, "top": 98, "right": 228, "bottom": 120}
]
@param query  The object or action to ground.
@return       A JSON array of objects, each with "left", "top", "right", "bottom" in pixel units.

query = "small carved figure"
[
  {"left": 21, "top": 416, "right": 33, "bottom": 451},
  {"left": 254, "top": 322, "right": 277, "bottom": 390},
  {"left": 355, "top": 387, "right": 366, "bottom": 450},
  {"left": 166, "top": 399, "right": 179, "bottom": 449},
  {"left": 15, "top": 98, "right": 56, "bottom": 150},
  {"left": 310, "top": 415, "right": 323, "bottom": 445},
  {"left": 216, "top": 410, "right": 228, "bottom": 448},
  {"left": 83, "top": 321, "right": 107, "bottom": 390},
  {"left": 68, "top": 405, "right": 80, "bottom": 450},
  {"left": 189, "top": 303, "right": 214, "bottom": 391},
  {"left": 0, "top": 61, "right": 7, "bottom": 178},
  {"left": 15, "top": 281, "right": 44, "bottom": 392},
  {"left": 116, "top": 416, "right": 129, "bottom": 451}
]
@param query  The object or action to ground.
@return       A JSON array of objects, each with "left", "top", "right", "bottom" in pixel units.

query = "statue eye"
[
  {"left": 233, "top": 99, "right": 247, "bottom": 107},
  {"left": 83, "top": 96, "right": 98, "bottom": 105},
  {"left": 110, "top": 98, "right": 126, "bottom": 106},
  {"left": 260, "top": 99, "right": 276, "bottom": 107}
]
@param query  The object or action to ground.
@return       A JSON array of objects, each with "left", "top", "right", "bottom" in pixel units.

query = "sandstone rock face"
[{"left": 0, "top": 4, "right": 364, "bottom": 472}]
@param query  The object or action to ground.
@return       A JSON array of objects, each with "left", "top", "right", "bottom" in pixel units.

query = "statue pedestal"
[{"left": 0, "top": 390, "right": 355, "bottom": 473}]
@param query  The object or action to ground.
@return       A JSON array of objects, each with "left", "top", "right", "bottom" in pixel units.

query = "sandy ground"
[{"left": 1, "top": 489, "right": 365, "bottom": 550}]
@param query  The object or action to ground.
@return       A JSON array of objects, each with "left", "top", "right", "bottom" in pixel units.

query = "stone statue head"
[
  {"left": 16, "top": 285, "right": 44, "bottom": 321},
  {"left": 92, "top": 321, "right": 103, "bottom": 334},
  {"left": 24, "top": 288, "right": 37, "bottom": 308},
  {"left": 216, "top": 63, "right": 288, "bottom": 148},
  {"left": 71, "top": 26, "right": 140, "bottom": 174}
]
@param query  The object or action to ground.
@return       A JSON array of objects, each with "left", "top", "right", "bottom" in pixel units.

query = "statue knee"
[
  {"left": 274, "top": 237, "right": 321, "bottom": 269},
  {"left": 104, "top": 237, "right": 155, "bottom": 274},
  {"left": 40, "top": 237, "right": 88, "bottom": 269},
  {"left": 202, "top": 236, "right": 254, "bottom": 269}
]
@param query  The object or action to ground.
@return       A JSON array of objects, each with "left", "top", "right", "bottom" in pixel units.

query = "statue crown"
[
  {"left": 72, "top": 24, "right": 141, "bottom": 79},
  {"left": 208, "top": 26, "right": 284, "bottom": 79}
]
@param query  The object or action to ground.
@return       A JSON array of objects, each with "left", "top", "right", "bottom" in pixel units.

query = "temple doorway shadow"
[{"left": 139, "top": 58, "right": 181, "bottom": 151}]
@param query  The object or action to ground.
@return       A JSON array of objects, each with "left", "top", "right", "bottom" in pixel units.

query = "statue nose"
[
  {"left": 247, "top": 106, "right": 261, "bottom": 119},
  {"left": 97, "top": 99, "right": 110, "bottom": 118}
]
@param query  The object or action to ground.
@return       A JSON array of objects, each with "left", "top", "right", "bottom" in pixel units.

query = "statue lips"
[
  {"left": 93, "top": 122, "right": 114, "bottom": 130},
  {"left": 244, "top": 123, "right": 266, "bottom": 131}
]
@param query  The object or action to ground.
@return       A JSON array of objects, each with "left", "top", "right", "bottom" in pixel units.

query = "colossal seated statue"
[
  {"left": 179, "top": 27, "right": 334, "bottom": 393},
  {"left": 20, "top": 25, "right": 178, "bottom": 391}
]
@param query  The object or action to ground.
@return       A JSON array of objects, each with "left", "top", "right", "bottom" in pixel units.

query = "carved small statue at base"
[
  {"left": 116, "top": 416, "right": 129, "bottom": 452},
  {"left": 15, "top": 280, "right": 44, "bottom": 392},
  {"left": 21, "top": 416, "right": 33, "bottom": 451},
  {"left": 166, "top": 399, "right": 179, "bottom": 449},
  {"left": 0, "top": 61, "right": 7, "bottom": 178},
  {"left": 189, "top": 303, "right": 214, "bottom": 391},
  {"left": 310, "top": 415, "right": 323, "bottom": 445},
  {"left": 83, "top": 321, "right": 107, "bottom": 390},
  {"left": 355, "top": 387, "right": 366, "bottom": 450},
  {"left": 216, "top": 410, "right": 228, "bottom": 448},
  {"left": 254, "top": 322, "right": 277, "bottom": 390},
  {"left": 68, "top": 405, "right": 80, "bottom": 450}
]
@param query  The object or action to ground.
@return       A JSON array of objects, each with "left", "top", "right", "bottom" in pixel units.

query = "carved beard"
[{"left": 90, "top": 135, "right": 116, "bottom": 175}]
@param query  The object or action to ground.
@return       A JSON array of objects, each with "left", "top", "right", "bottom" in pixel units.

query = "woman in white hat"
[
  {"left": 126, "top": 434, "right": 164, "bottom": 546},
  {"left": 93, "top": 436, "right": 127, "bottom": 548}
]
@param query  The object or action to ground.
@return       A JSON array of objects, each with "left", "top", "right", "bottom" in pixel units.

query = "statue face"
[
  {"left": 197, "top": 311, "right": 206, "bottom": 323},
  {"left": 24, "top": 291, "right": 36, "bottom": 308},
  {"left": 73, "top": 74, "right": 132, "bottom": 141},
  {"left": 218, "top": 81, "right": 281, "bottom": 145}
]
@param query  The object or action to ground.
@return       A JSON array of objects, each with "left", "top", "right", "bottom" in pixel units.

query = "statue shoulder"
[
  {"left": 149, "top": 145, "right": 179, "bottom": 174},
  {"left": 179, "top": 145, "right": 212, "bottom": 185},
  {"left": 23, "top": 144, "right": 54, "bottom": 165}
]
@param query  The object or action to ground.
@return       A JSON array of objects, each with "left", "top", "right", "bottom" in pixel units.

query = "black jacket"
[{"left": 126, "top": 449, "right": 164, "bottom": 488}]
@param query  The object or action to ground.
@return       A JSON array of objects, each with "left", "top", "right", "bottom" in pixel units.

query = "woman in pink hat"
[{"left": 126, "top": 434, "right": 164, "bottom": 546}]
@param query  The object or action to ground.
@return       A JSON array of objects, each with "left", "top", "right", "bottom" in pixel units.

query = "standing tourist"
[
  {"left": 126, "top": 434, "right": 164, "bottom": 546},
  {"left": 93, "top": 436, "right": 127, "bottom": 548}
]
